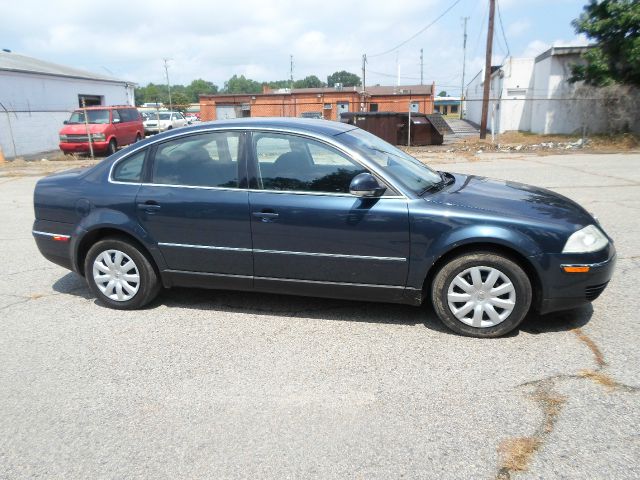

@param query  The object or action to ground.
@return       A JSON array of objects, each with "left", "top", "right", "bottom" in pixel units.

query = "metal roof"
[
  {"left": 535, "top": 45, "right": 593, "bottom": 63},
  {"left": 0, "top": 51, "right": 133, "bottom": 84}
]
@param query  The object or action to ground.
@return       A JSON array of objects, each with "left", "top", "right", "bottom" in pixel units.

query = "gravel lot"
[{"left": 1, "top": 152, "right": 638, "bottom": 479}]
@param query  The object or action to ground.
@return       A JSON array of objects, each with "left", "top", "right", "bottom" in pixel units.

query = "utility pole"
[
  {"left": 460, "top": 16, "right": 469, "bottom": 119},
  {"left": 361, "top": 54, "right": 367, "bottom": 92},
  {"left": 479, "top": 0, "right": 495, "bottom": 139},
  {"left": 163, "top": 58, "right": 172, "bottom": 112},
  {"left": 290, "top": 54, "right": 294, "bottom": 89},
  {"left": 420, "top": 48, "right": 424, "bottom": 85}
]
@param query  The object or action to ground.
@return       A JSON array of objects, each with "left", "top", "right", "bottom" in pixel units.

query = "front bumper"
[
  {"left": 60, "top": 141, "right": 108, "bottom": 153},
  {"left": 535, "top": 243, "right": 616, "bottom": 314}
]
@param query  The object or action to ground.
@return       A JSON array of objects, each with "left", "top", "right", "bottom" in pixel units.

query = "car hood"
[
  {"left": 60, "top": 124, "right": 106, "bottom": 134},
  {"left": 427, "top": 173, "right": 594, "bottom": 228}
]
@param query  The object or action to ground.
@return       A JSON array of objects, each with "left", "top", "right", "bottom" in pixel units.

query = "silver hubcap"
[
  {"left": 447, "top": 266, "right": 516, "bottom": 328},
  {"left": 92, "top": 249, "right": 140, "bottom": 302}
]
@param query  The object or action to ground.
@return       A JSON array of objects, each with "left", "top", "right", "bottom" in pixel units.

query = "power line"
[
  {"left": 496, "top": 0, "right": 510, "bottom": 57},
  {"left": 470, "top": 0, "right": 489, "bottom": 60},
  {"left": 368, "top": 0, "right": 465, "bottom": 58}
]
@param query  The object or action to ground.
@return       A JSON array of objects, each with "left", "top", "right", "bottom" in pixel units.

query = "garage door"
[{"left": 216, "top": 105, "right": 238, "bottom": 120}]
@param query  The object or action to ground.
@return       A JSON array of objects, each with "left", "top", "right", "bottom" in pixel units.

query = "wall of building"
[
  {"left": 496, "top": 57, "right": 535, "bottom": 133},
  {"left": 200, "top": 91, "right": 433, "bottom": 122},
  {"left": 529, "top": 55, "right": 609, "bottom": 134},
  {"left": 463, "top": 70, "right": 484, "bottom": 126},
  {"left": 0, "top": 70, "right": 134, "bottom": 157}
]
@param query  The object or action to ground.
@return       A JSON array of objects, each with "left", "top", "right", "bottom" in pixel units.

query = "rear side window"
[
  {"left": 118, "top": 109, "right": 140, "bottom": 122},
  {"left": 152, "top": 132, "right": 241, "bottom": 188},
  {"left": 112, "top": 150, "right": 145, "bottom": 183}
]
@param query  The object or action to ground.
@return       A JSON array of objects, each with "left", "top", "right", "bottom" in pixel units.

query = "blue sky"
[{"left": 0, "top": 0, "right": 590, "bottom": 94}]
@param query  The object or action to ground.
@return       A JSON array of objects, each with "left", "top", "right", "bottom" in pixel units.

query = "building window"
[
  {"left": 451, "top": 105, "right": 459, "bottom": 114},
  {"left": 78, "top": 94, "right": 103, "bottom": 107},
  {"left": 370, "top": 103, "right": 378, "bottom": 112},
  {"left": 323, "top": 103, "right": 332, "bottom": 110}
]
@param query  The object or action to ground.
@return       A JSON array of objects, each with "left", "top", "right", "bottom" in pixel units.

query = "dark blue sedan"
[{"left": 32, "top": 118, "right": 615, "bottom": 337}]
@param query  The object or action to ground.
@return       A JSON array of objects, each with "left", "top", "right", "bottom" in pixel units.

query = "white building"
[
  {"left": 0, "top": 50, "right": 135, "bottom": 157},
  {"left": 464, "top": 46, "right": 611, "bottom": 135}
]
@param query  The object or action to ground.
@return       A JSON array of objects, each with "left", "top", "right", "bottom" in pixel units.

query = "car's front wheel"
[
  {"left": 431, "top": 252, "right": 532, "bottom": 338},
  {"left": 106, "top": 139, "right": 117, "bottom": 155},
  {"left": 84, "top": 237, "right": 160, "bottom": 309}
]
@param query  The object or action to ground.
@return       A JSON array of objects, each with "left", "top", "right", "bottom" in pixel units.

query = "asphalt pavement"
[{"left": 0, "top": 152, "right": 638, "bottom": 479}]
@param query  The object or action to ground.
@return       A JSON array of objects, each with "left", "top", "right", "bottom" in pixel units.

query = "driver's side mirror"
[
  {"left": 63, "top": 120, "right": 68, "bottom": 124},
  {"left": 349, "top": 172, "right": 386, "bottom": 197}
]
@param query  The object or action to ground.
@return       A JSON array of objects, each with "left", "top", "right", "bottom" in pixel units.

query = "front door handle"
[
  {"left": 137, "top": 201, "right": 161, "bottom": 214},
  {"left": 252, "top": 210, "right": 279, "bottom": 222}
]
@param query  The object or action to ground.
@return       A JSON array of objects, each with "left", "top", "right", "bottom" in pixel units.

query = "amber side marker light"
[
  {"left": 563, "top": 266, "right": 590, "bottom": 273},
  {"left": 53, "top": 236, "right": 69, "bottom": 242}
]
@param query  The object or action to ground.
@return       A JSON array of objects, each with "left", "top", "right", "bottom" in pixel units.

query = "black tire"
[
  {"left": 431, "top": 251, "right": 532, "bottom": 338},
  {"left": 84, "top": 237, "right": 161, "bottom": 310},
  {"left": 135, "top": 133, "right": 142, "bottom": 142},
  {"left": 106, "top": 139, "right": 117, "bottom": 155}
]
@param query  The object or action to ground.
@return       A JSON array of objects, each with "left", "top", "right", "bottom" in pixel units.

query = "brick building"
[{"left": 200, "top": 84, "right": 435, "bottom": 122}]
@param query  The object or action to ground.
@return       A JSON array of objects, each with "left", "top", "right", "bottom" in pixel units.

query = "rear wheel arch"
[
  {"left": 422, "top": 242, "right": 543, "bottom": 310},
  {"left": 76, "top": 228, "right": 160, "bottom": 279}
]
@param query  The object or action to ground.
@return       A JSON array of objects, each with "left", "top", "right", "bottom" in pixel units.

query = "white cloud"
[{"left": 0, "top": 0, "right": 585, "bottom": 96}]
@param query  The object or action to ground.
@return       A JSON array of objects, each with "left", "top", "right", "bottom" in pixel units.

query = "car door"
[
  {"left": 135, "top": 130, "right": 253, "bottom": 288},
  {"left": 247, "top": 131, "right": 410, "bottom": 301},
  {"left": 117, "top": 108, "right": 134, "bottom": 144}
]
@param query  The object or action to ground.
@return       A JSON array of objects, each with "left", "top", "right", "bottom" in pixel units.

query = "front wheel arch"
[{"left": 422, "top": 242, "right": 542, "bottom": 311}]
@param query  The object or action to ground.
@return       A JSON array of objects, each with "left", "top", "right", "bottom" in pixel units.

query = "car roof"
[
  {"left": 180, "top": 117, "right": 357, "bottom": 137},
  {"left": 73, "top": 105, "right": 135, "bottom": 111}
]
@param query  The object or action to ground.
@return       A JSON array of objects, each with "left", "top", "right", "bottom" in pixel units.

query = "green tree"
[
  {"left": 267, "top": 80, "right": 292, "bottom": 89},
  {"left": 437, "top": 90, "right": 448, "bottom": 97},
  {"left": 570, "top": 0, "right": 640, "bottom": 86},
  {"left": 143, "top": 84, "right": 164, "bottom": 104},
  {"left": 171, "top": 92, "right": 190, "bottom": 110},
  {"left": 327, "top": 71, "right": 361, "bottom": 87},
  {"left": 222, "top": 75, "right": 263, "bottom": 94},
  {"left": 293, "top": 75, "right": 326, "bottom": 88},
  {"left": 185, "top": 79, "right": 218, "bottom": 102}
]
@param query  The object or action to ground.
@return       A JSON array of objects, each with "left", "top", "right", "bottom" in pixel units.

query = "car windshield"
[
  {"left": 338, "top": 127, "right": 442, "bottom": 194},
  {"left": 67, "top": 109, "right": 110, "bottom": 124},
  {"left": 158, "top": 113, "right": 172, "bottom": 120}
]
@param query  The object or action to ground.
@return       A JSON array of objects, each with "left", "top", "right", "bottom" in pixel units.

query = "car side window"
[
  {"left": 112, "top": 110, "right": 121, "bottom": 123},
  {"left": 253, "top": 133, "right": 366, "bottom": 193},
  {"left": 112, "top": 150, "right": 145, "bottom": 183},
  {"left": 152, "top": 132, "right": 241, "bottom": 188},
  {"left": 118, "top": 109, "right": 138, "bottom": 122}
]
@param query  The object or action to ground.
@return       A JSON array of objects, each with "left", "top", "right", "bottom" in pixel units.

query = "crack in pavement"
[
  {"left": 495, "top": 328, "right": 639, "bottom": 479},
  {"left": 0, "top": 286, "right": 90, "bottom": 312}
]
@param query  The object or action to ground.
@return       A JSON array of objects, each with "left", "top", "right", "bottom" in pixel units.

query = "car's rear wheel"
[
  {"left": 84, "top": 237, "right": 160, "bottom": 309},
  {"left": 431, "top": 252, "right": 532, "bottom": 338},
  {"left": 135, "top": 133, "right": 142, "bottom": 142},
  {"left": 106, "top": 139, "right": 117, "bottom": 155}
]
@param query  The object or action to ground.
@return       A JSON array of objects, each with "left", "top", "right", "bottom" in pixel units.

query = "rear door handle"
[
  {"left": 252, "top": 210, "right": 279, "bottom": 222},
  {"left": 137, "top": 201, "right": 161, "bottom": 214}
]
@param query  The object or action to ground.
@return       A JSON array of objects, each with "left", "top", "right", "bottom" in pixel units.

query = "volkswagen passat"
[{"left": 33, "top": 118, "right": 615, "bottom": 337}]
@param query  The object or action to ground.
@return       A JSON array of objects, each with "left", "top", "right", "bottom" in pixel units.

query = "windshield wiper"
[{"left": 419, "top": 171, "right": 454, "bottom": 196}]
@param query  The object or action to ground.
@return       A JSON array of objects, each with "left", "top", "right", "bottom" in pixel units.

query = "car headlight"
[
  {"left": 91, "top": 133, "right": 105, "bottom": 141},
  {"left": 562, "top": 225, "right": 608, "bottom": 253},
  {"left": 59, "top": 135, "right": 68, "bottom": 141}
]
